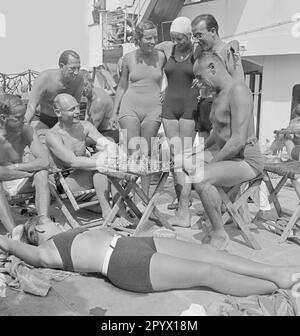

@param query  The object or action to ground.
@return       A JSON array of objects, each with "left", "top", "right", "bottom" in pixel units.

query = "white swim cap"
[{"left": 170, "top": 17, "right": 192, "bottom": 36}]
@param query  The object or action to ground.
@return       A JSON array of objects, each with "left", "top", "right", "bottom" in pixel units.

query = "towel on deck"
[{"left": 207, "top": 290, "right": 300, "bottom": 316}]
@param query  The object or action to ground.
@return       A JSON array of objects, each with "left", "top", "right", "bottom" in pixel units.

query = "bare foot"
[
  {"left": 275, "top": 267, "right": 300, "bottom": 289},
  {"left": 199, "top": 222, "right": 213, "bottom": 244},
  {"left": 206, "top": 231, "right": 230, "bottom": 251},
  {"left": 168, "top": 211, "right": 191, "bottom": 228}
]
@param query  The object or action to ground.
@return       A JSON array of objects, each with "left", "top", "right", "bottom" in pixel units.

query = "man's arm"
[
  {"left": 84, "top": 121, "right": 117, "bottom": 153},
  {"left": 25, "top": 72, "right": 47, "bottom": 123},
  {"left": 155, "top": 41, "right": 172, "bottom": 60},
  {"left": 45, "top": 131, "right": 100, "bottom": 170},
  {"left": 0, "top": 166, "right": 33, "bottom": 181},
  {"left": 72, "top": 75, "right": 84, "bottom": 104},
  {"left": 224, "top": 41, "right": 245, "bottom": 82},
  {"left": 6, "top": 126, "right": 49, "bottom": 172},
  {"left": 212, "top": 85, "right": 252, "bottom": 163},
  {"left": 204, "top": 131, "right": 216, "bottom": 150},
  {"left": 111, "top": 55, "right": 130, "bottom": 119}
]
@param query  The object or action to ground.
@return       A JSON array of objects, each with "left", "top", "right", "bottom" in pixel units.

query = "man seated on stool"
[
  {"left": 45, "top": 93, "right": 125, "bottom": 218},
  {"left": 181, "top": 52, "right": 264, "bottom": 250},
  {"left": 0, "top": 94, "right": 52, "bottom": 233}
]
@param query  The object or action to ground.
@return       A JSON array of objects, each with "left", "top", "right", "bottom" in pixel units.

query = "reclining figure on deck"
[{"left": 0, "top": 215, "right": 299, "bottom": 296}]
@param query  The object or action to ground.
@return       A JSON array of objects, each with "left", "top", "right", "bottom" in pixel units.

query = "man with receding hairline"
[
  {"left": 45, "top": 93, "right": 125, "bottom": 218},
  {"left": 25, "top": 50, "right": 84, "bottom": 131},
  {"left": 183, "top": 51, "right": 263, "bottom": 250}
]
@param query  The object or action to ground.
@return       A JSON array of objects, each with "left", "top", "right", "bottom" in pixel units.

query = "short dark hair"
[
  {"left": 192, "top": 14, "right": 219, "bottom": 35},
  {"left": 23, "top": 215, "right": 46, "bottom": 245},
  {"left": 0, "top": 94, "right": 25, "bottom": 117},
  {"left": 58, "top": 50, "right": 80, "bottom": 67},
  {"left": 133, "top": 20, "right": 157, "bottom": 45}
]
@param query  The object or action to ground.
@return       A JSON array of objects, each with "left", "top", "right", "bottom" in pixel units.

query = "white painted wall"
[{"left": 259, "top": 55, "right": 300, "bottom": 145}]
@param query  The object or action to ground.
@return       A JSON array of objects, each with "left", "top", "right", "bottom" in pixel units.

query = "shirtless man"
[
  {"left": 0, "top": 94, "right": 51, "bottom": 233},
  {"left": 25, "top": 50, "right": 84, "bottom": 130},
  {"left": 185, "top": 52, "right": 264, "bottom": 250},
  {"left": 80, "top": 69, "right": 119, "bottom": 144},
  {"left": 45, "top": 93, "right": 122, "bottom": 218},
  {"left": 191, "top": 14, "right": 244, "bottom": 82}
]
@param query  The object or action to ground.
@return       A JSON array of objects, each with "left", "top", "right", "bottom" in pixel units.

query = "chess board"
[{"left": 103, "top": 157, "right": 173, "bottom": 176}]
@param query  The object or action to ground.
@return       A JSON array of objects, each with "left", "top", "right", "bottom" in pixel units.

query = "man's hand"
[{"left": 109, "top": 114, "right": 119, "bottom": 130}]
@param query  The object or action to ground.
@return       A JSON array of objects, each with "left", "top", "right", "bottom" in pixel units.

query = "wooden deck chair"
[
  {"left": 217, "top": 175, "right": 263, "bottom": 250},
  {"left": 263, "top": 160, "right": 300, "bottom": 243},
  {"left": 49, "top": 168, "right": 103, "bottom": 229},
  {"left": 2, "top": 177, "right": 36, "bottom": 214}
]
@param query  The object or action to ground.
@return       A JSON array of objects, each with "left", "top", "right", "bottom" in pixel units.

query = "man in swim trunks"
[
  {"left": 25, "top": 50, "right": 84, "bottom": 130},
  {"left": 185, "top": 52, "right": 264, "bottom": 250},
  {"left": 45, "top": 93, "right": 125, "bottom": 218},
  {"left": 0, "top": 94, "right": 52, "bottom": 233},
  {"left": 80, "top": 69, "right": 119, "bottom": 144}
]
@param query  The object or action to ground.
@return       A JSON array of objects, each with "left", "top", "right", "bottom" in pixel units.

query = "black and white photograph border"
[{"left": 0, "top": 0, "right": 300, "bottom": 319}]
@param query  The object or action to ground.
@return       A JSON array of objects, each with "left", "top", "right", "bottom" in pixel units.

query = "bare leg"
[
  {"left": 33, "top": 170, "right": 50, "bottom": 217},
  {"left": 153, "top": 238, "right": 299, "bottom": 289},
  {"left": 119, "top": 115, "right": 141, "bottom": 158},
  {"left": 65, "top": 170, "right": 103, "bottom": 214},
  {"left": 0, "top": 183, "right": 15, "bottom": 233},
  {"left": 193, "top": 161, "right": 257, "bottom": 250},
  {"left": 150, "top": 253, "right": 277, "bottom": 296},
  {"left": 119, "top": 116, "right": 141, "bottom": 203},
  {"left": 140, "top": 119, "right": 161, "bottom": 197},
  {"left": 93, "top": 172, "right": 111, "bottom": 218},
  {"left": 163, "top": 118, "right": 195, "bottom": 227}
]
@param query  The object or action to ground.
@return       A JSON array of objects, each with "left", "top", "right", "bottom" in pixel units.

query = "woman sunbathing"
[{"left": 0, "top": 216, "right": 299, "bottom": 296}]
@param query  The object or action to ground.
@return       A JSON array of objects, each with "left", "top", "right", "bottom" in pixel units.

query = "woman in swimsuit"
[
  {"left": 111, "top": 20, "right": 166, "bottom": 196},
  {"left": 0, "top": 215, "right": 299, "bottom": 296},
  {"left": 156, "top": 17, "right": 199, "bottom": 227}
]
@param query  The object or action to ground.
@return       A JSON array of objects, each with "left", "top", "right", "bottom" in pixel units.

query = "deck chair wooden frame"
[
  {"left": 49, "top": 168, "right": 103, "bottom": 229},
  {"left": 263, "top": 161, "right": 300, "bottom": 243},
  {"left": 217, "top": 175, "right": 263, "bottom": 250}
]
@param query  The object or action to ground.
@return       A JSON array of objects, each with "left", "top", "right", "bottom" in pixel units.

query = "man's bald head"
[
  {"left": 54, "top": 93, "right": 79, "bottom": 114},
  {"left": 54, "top": 93, "right": 75, "bottom": 108},
  {"left": 193, "top": 51, "right": 228, "bottom": 90},
  {"left": 194, "top": 51, "right": 225, "bottom": 73}
]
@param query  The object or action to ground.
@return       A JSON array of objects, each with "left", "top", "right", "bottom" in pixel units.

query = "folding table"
[{"left": 100, "top": 164, "right": 174, "bottom": 236}]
